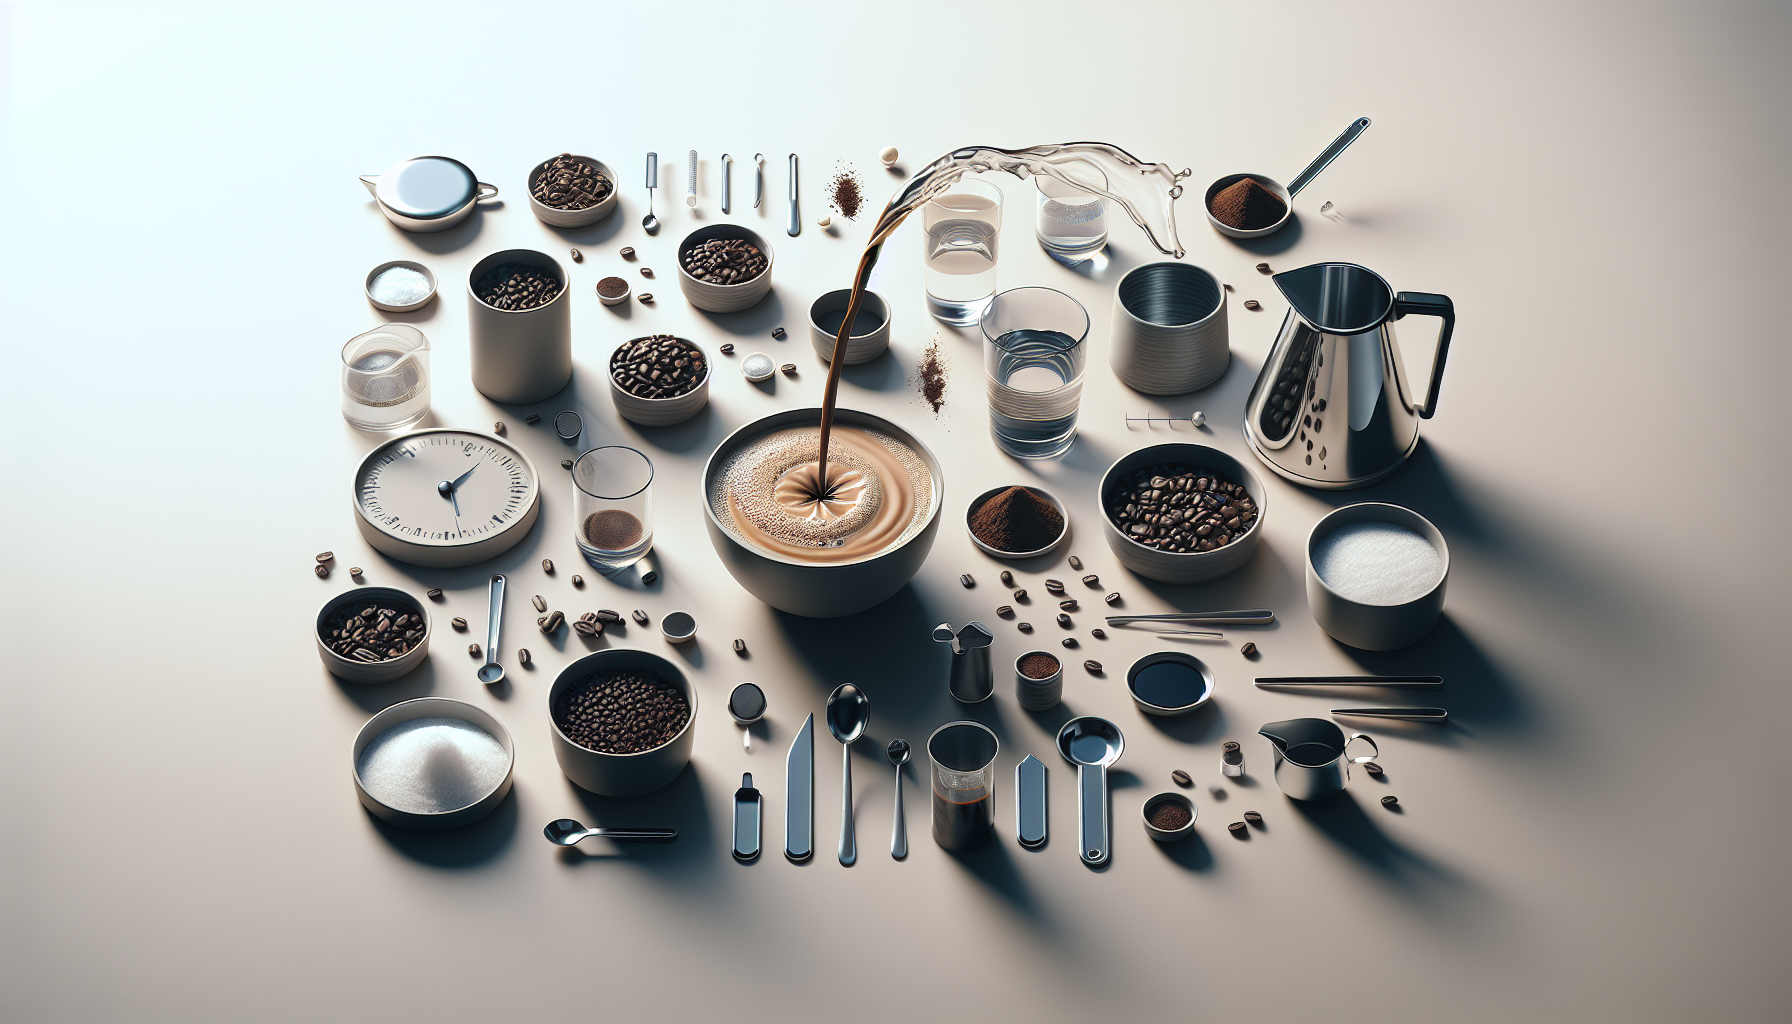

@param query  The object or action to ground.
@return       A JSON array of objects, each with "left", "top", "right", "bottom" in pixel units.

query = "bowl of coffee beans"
[
  {"left": 315, "top": 587, "right": 431, "bottom": 684},
  {"left": 608, "top": 334, "right": 711, "bottom": 426},
  {"left": 676, "top": 224, "right": 774, "bottom": 312},
  {"left": 1099, "top": 443, "right": 1267, "bottom": 583},
  {"left": 547, "top": 649, "right": 698, "bottom": 797},
  {"left": 527, "top": 152, "right": 618, "bottom": 227}
]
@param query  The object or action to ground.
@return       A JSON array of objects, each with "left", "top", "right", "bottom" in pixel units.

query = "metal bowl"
[
  {"left": 526, "top": 154, "right": 619, "bottom": 228},
  {"left": 1125, "top": 651, "right": 1216, "bottom": 717},
  {"left": 351, "top": 697, "right": 514, "bottom": 831},
  {"left": 364, "top": 260, "right": 438, "bottom": 313},
  {"left": 965, "top": 484, "right": 1069, "bottom": 560},
  {"left": 1305, "top": 502, "right": 1449, "bottom": 651},
  {"left": 548, "top": 649, "right": 698, "bottom": 797},
  {"left": 608, "top": 335, "right": 711, "bottom": 427},
  {"left": 1202, "top": 171, "right": 1292, "bottom": 239},
  {"left": 676, "top": 224, "right": 775, "bottom": 313},
  {"left": 1142, "top": 791, "right": 1198, "bottom": 842},
  {"left": 809, "top": 288, "right": 891, "bottom": 365},
  {"left": 1098, "top": 442, "right": 1266, "bottom": 584},
  {"left": 315, "top": 587, "right": 430, "bottom": 684}
]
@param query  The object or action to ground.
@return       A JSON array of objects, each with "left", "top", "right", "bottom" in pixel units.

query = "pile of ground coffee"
[
  {"left": 829, "top": 163, "right": 865, "bottom": 219},
  {"left": 1208, "top": 177, "right": 1287, "bottom": 231},
  {"left": 553, "top": 668, "right": 690, "bottom": 754},
  {"left": 1018, "top": 652, "right": 1060, "bottom": 679},
  {"left": 1150, "top": 801, "right": 1193, "bottom": 830},
  {"left": 916, "top": 339, "right": 947, "bottom": 413},
  {"left": 971, "top": 486, "right": 1064, "bottom": 552}
]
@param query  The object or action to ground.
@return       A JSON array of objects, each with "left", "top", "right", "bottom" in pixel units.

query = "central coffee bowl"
[{"left": 703, "top": 407, "right": 944, "bottom": 618}]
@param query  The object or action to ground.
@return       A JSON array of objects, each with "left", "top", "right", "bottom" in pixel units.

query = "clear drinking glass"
[
  {"left": 982, "top": 287, "right": 1090, "bottom": 459},
  {"left": 1035, "top": 168, "right": 1108, "bottom": 262},
  {"left": 572, "top": 446, "right": 654, "bottom": 572},
  {"left": 923, "top": 178, "right": 1003, "bottom": 326},
  {"left": 928, "top": 721, "right": 1000, "bottom": 853},
  {"left": 341, "top": 324, "right": 430, "bottom": 431}
]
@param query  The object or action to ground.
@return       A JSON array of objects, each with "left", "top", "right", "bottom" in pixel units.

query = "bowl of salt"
[
  {"left": 351, "top": 697, "right": 515, "bottom": 831},
  {"left": 1306, "top": 502, "right": 1449, "bottom": 651},
  {"left": 365, "top": 260, "right": 438, "bottom": 313}
]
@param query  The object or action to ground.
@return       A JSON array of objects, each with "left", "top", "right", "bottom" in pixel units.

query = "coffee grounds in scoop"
[
  {"left": 1208, "top": 177, "right": 1286, "bottom": 231},
  {"left": 969, "top": 486, "right": 1063, "bottom": 553},
  {"left": 553, "top": 667, "right": 690, "bottom": 755}
]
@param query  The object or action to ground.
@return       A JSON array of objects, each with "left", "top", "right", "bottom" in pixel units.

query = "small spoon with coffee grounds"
[{"left": 543, "top": 819, "right": 678, "bottom": 845}]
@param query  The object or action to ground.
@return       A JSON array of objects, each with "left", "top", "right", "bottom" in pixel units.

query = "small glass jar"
[{"left": 340, "top": 324, "right": 430, "bottom": 431}]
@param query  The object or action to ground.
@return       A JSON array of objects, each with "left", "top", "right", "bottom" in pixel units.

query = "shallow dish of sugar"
[
  {"left": 351, "top": 698, "right": 515, "bottom": 831},
  {"left": 1305, "top": 502, "right": 1449, "bottom": 651}
]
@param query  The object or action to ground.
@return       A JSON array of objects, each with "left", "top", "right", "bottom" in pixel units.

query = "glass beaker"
[
  {"left": 923, "top": 178, "right": 1002, "bottom": 326},
  {"left": 572, "top": 446, "right": 654, "bottom": 572},
  {"left": 340, "top": 324, "right": 430, "bottom": 431},
  {"left": 982, "top": 287, "right": 1089, "bottom": 459},
  {"left": 1035, "top": 168, "right": 1108, "bottom": 262},
  {"left": 928, "top": 720, "right": 1000, "bottom": 852}
]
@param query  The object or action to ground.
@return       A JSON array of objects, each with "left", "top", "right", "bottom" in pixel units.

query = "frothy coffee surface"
[{"left": 711, "top": 426, "right": 932, "bottom": 562}]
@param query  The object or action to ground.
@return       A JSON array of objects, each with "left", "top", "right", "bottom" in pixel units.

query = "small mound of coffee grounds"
[
  {"left": 1019, "top": 653, "right": 1060, "bottom": 679},
  {"left": 1208, "top": 177, "right": 1287, "bottom": 231},
  {"left": 553, "top": 667, "right": 690, "bottom": 755},
  {"left": 916, "top": 339, "right": 947, "bottom": 413},
  {"left": 1150, "top": 801, "right": 1193, "bottom": 831},
  {"left": 596, "top": 276, "right": 629, "bottom": 298},
  {"left": 971, "top": 486, "right": 1064, "bottom": 553},
  {"left": 829, "top": 162, "right": 865, "bottom": 219}
]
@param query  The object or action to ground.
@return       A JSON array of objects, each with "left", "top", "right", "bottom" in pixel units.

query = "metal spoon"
[
  {"left": 826, "top": 683, "right": 870, "bottom": 866},
  {"left": 476, "top": 573, "right": 505, "bottom": 684},
  {"left": 887, "top": 739, "right": 910, "bottom": 859},
  {"left": 642, "top": 151, "right": 660, "bottom": 234},
  {"left": 543, "top": 818, "right": 677, "bottom": 845}
]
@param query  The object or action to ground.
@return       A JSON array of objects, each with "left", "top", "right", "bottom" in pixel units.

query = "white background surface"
[{"left": 1, "top": 2, "right": 1787, "bottom": 1021}]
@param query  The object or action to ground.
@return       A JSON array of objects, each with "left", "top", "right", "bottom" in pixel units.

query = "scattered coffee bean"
[
  {"left": 1059, "top": 599, "right": 1079, "bottom": 612},
  {"left": 1082, "top": 574, "right": 1100, "bottom": 587},
  {"left": 314, "top": 564, "right": 329, "bottom": 578},
  {"left": 532, "top": 154, "right": 613, "bottom": 210},
  {"left": 1244, "top": 811, "right": 1262, "bottom": 825},
  {"left": 474, "top": 262, "right": 563, "bottom": 312},
  {"left": 620, "top": 246, "right": 636, "bottom": 259},
  {"left": 1243, "top": 299, "right": 1261, "bottom": 311},
  {"left": 1106, "top": 462, "right": 1259, "bottom": 554},
  {"left": 733, "top": 638, "right": 747, "bottom": 656},
  {"left": 639, "top": 293, "right": 653, "bottom": 303},
  {"left": 518, "top": 648, "right": 532, "bottom": 666},
  {"left": 452, "top": 617, "right": 468, "bottom": 631},
  {"left": 1255, "top": 262, "right": 1271, "bottom": 274},
  {"left": 1061, "top": 637, "right": 1079, "bottom": 648},
  {"left": 1104, "top": 592, "right": 1121, "bottom": 605},
  {"left": 469, "top": 643, "right": 481, "bottom": 658},
  {"left": 611, "top": 334, "right": 707, "bottom": 400},
  {"left": 561, "top": 459, "right": 574, "bottom": 470},
  {"left": 426, "top": 588, "right": 443, "bottom": 600},
  {"left": 524, "top": 414, "right": 541, "bottom": 425},
  {"left": 493, "top": 421, "right": 506, "bottom": 435},
  {"left": 320, "top": 598, "right": 426, "bottom": 662},
  {"left": 996, "top": 605, "right": 1014, "bottom": 617},
  {"left": 1085, "top": 660, "right": 1103, "bottom": 673},
  {"left": 999, "top": 570, "right": 1014, "bottom": 587},
  {"left": 569, "top": 248, "right": 582, "bottom": 262},
  {"left": 542, "top": 559, "right": 555, "bottom": 574},
  {"left": 573, "top": 617, "right": 601, "bottom": 638},
  {"left": 1240, "top": 642, "right": 1258, "bottom": 657},
  {"left": 1090, "top": 628, "right": 1106, "bottom": 639},
  {"left": 1381, "top": 795, "right": 1399, "bottom": 807},
  {"left": 1364, "top": 762, "right": 1384, "bottom": 776},
  {"left": 1012, "top": 589, "right": 1028, "bottom": 602},
  {"left": 553, "top": 666, "right": 691, "bottom": 755},
  {"left": 532, "top": 595, "right": 547, "bottom": 613},
  {"left": 641, "top": 570, "right": 659, "bottom": 586},
  {"left": 349, "top": 567, "right": 364, "bottom": 578},
  {"left": 316, "top": 551, "right": 334, "bottom": 563},
  {"left": 719, "top": 343, "right": 735, "bottom": 355},
  {"left": 1044, "top": 579, "right": 1066, "bottom": 595},
  {"left": 1228, "top": 821, "right": 1247, "bottom": 835},
  {"left": 780, "top": 363, "right": 798, "bottom": 377},
  {"left": 541, "top": 610, "right": 565, "bottom": 633},
  {"left": 596, "top": 609, "right": 623, "bottom": 624},
  {"left": 1068, "top": 555, "right": 1083, "bottom": 570},
  {"left": 1171, "top": 769, "right": 1192, "bottom": 787},
  {"left": 960, "top": 573, "right": 975, "bottom": 588},
  {"left": 1018, "top": 622, "right": 1033, "bottom": 633},
  {"left": 572, "top": 575, "right": 584, "bottom": 587},
  {"left": 632, "top": 609, "right": 649, "bottom": 626},
  {"left": 771, "top": 327, "right": 786, "bottom": 339},
  {"left": 1056, "top": 613, "right": 1072, "bottom": 627},
  {"left": 680, "top": 237, "right": 769, "bottom": 285},
  {"left": 640, "top": 267, "right": 654, "bottom": 278}
]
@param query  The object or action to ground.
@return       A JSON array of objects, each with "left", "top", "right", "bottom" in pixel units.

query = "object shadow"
[
  {"left": 366, "top": 789, "right": 518, "bottom": 868},
  {"left": 942, "top": 838, "right": 1043, "bottom": 919},
  {"left": 562, "top": 769, "right": 716, "bottom": 879},
  {"left": 1220, "top": 214, "right": 1303, "bottom": 256}
]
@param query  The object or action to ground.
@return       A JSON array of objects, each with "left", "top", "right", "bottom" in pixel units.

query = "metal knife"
[
  {"left": 1332, "top": 707, "right": 1449, "bottom": 722},
  {"left": 785, "top": 713, "right": 814, "bottom": 861}
]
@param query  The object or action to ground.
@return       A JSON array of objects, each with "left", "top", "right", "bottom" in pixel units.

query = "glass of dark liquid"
[{"left": 927, "top": 721, "right": 1000, "bottom": 852}]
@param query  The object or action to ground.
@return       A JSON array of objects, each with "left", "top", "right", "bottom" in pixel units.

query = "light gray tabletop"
[{"left": 0, "top": 3, "right": 1786, "bottom": 1022}]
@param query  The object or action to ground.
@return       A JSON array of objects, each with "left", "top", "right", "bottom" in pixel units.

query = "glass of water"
[
  {"left": 1035, "top": 168, "right": 1108, "bottom": 262},
  {"left": 572, "top": 446, "right": 654, "bottom": 572},
  {"left": 341, "top": 324, "right": 430, "bottom": 431},
  {"left": 923, "top": 178, "right": 1002, "bottom": 326},
  {"left": 983, "top": 287, "right": 1089, "bottom": 459}
]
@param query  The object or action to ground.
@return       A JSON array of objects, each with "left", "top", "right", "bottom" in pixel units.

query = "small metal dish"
[
  {"left": 965, "top": 485, "right": 1070, "bottom": 560},
  {"left": 1202, "top": 171, "right": 1292, "bottom": 240},
  {"left": 1142, "top": 791, "right": 1197, "bottom": 842},
  {"left": 1125, "top": 651, "right": 1216, "bottom": 717},
  {"left": 364, "top": 260, "right": 438, "bottom": 313}
]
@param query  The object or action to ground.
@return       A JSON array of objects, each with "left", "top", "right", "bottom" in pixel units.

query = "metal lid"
[{"left": 374, "top": 156, "right": 479, "bottom": 220}]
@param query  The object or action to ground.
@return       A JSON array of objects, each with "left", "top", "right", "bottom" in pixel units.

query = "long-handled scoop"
[
  {"left": 642, "top": 151, "right": 660, "bottom": 234},
  {"left": 543, "top": 819, "right": 677, "bottom": 845},
  {"left": 826, "top": 684, "right": 870, "bottom": 866},
  {"left": 477, "top": 574, "right": 506, "bottom": 685},
  {"left": 1205, "top": 117, "right": 1371, "bottom": 239},
  {"left": 1057, "top": 717, "right": 1124, "bottom": 867}
]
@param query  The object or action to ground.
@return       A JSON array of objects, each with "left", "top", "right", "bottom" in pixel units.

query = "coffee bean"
[
  {"left": 1244, "top": 811, "right": 1262, "bottom": 825},
  {"left": 771, "top": 327, "right": 786, "bottom": 339},
  {"left": 1243, "top": 300, "right": 1261, "bottom": 311},
  {"left": 452, "top": 617, "right": 468, "bottom": 631},
  {"left": 573, "top": 618, "right": 601, "bottom": 638},
  {"left": 960, "top": 574, "right": 975, "bottom": 588},
  {"left": 1171, "top": 770, "right": 1192, "bottom": 787},
  {"left": 632, "top": 609, "right": 649, "bottom": 626},
  {"left": 427, "top": 588, "right": 443, "bottom": 599},
  {"left": 352, "top": 647, "right": 381, "bottom": 663},
  {"left": 596, "top": 609, "right": 623, "bottom": 624},
  {"left": 1059, "top": 599, "right": 1079, "bottom": 612},
  {"left": 1012, "top": 589, "right": 1028, "bottom": 602},
  {"left": 524, "top": 414, "right": 541, "bottom": 425},
  {"left": 552, "top": 665, "right": 691, "bottom": 755},
  {"left": 1381, "top": 795, "right": 1399, "bottom": 807},
  {"left": 1018, "top": 622, "right": 1033, "bottom": 633},
  {"left": 999, "top": 570, "right": 1014, "bottom": 587},
  {"left": 316, "top": 551, "right": 334, "bottom": 563},
  {"left": 314, "top": 564, "right": 329, "bottom": 578},
  {"left": 349, "top": 567, "right": 364, "bottom": 578},
  {"left": 641, "top": 570, "right": 659, "bottom": 586},
  {"left": 611, "top": 334, "right": 707, "bottom": 400},
  {"left": 1255, "top": 262, "right": 1271, "bottom": 274},
  {"left": 541, "top": 610, "right": 565, "bottom": 633},
  {"left": 639, "top": 293, "right": 653, "bottom": 303},
  {"left": 542, "top": 559, "right": 555, "bottom": 574},
  {"left": 1228, "top": 821, "right": 1247, "bottom": 835},
  {"left": 532, "top": 595, "right": 547, "bottom": 613},
  {"left": 1105, "top": 592, "right": 1121, "bottom": 605},
  {"left": 572, "top": 575, "right": 584, "bottom": 587},
  {"left": 1056, "top": 613, "right": 1072, "bottom": 627},
  {"left": 1104, "top": 462, "right": 1258, "bottom": 555},
  {"left": 474, "top": 262, "right": 563, "bottom": 312},
  {"left": 569, "top": 248, "right": 583, "bottom": 262},
  {"left": 1082, "top": 574, "right": 1100, "bottom": 587},
  {"left": 640, "top": 267, "right": 654, "bottom": 278},
  {"left": 720, "top": 343, "right": 735, "bottom": 355},
  {"left": 733, "top": 638, "right": 747, "bottom": 656},
  {"left": 1090, "top": 628, "right": 1106, "bottom": 639},
  {"left": 493, "top": 422, "right": 507, "bottom": 436},
  {"left": 518, "top": 648, "right": 532, "bottom": 666},
  {"left": 621, "top": 247, "right": 636, "bottom": 259},
  {"left": 780, "top": 363, "right": 798, "bottom": 377},
  {"left": 1364, "top": 762, "right": 1384, "bottom": 776},
  {"left": 996, "top": 605, "right": 1013, "bottom": 617},
  {"left": 561, "top": 459, "right": 574, "bottom": 469},
  {"left": 1085, "top": 660, "right": 1103, "bottom": 673},
  {"left": 469, "top": 643, "right": 482, "bottom": 658},
  {"left": 1044, "top": 579, "right": 1066, "bottom": 595},
  {"left": 1061, "top": 637, "right": 1079, "bottom": 648},
  {"left": 1240, "top": 642, "right": 1258, "bottom": 657},
  {"left": 1068, "top": 555, "right": 1083, "bottom": 570},
  {"left": 680, "top": 237, "right": 769, "bottom": 285}
]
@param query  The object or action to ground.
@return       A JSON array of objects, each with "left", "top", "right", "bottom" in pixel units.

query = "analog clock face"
[{"left": 353, "top": 430, "right": 539, "bottom": 563}]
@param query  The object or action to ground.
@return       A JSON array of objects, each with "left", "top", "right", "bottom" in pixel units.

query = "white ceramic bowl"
[
  {"left": 527, "top": 154, "right": 619, "bottom": 228},
  {"left": 1098, "top": 443, "right": 1267, "bottom": 583},
  {"left": 1202, "top": 171, "right": 1293, "bottom": 239},
  {"left": 315, "top": 587, "right": 430, "bottom": 684},
  {"left": 548, "top": 649, "right": 698, "bottom": 797},
  {"left": 351, "top": 698, "right": 514, "bottom": 831},
  {"left": 364, "top": 260, "right": 438, "bottom": 313},
  {"left": 608, "top": 335, "right": 711, "bottom": 427},
  {"left": 1305, "top": 502, "right": 1449, "bottom": 651},
  {"left": 676, "top": 224, "right": 774, "bottom": 312},
  {"left": 966, "top": 484, "right": 1069, "bottom": 560},
  {"left": 809, "top": 288, "right": 891, "bottom": 365},
  {"left": 1124, "top": 651, "right": 1216, "bottom": 717}
]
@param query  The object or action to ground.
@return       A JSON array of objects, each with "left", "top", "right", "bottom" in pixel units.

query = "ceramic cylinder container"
[{"left": 467, "top": 248, "right": 572, "bottom": 404}]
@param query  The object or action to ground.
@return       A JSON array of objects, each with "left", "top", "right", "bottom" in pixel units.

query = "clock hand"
[
  {"left": 449, "top": 463, "right": 480, "bottom": 490},
  {"left": 436, "top": 479, "right": 463, "bottom": 517}
]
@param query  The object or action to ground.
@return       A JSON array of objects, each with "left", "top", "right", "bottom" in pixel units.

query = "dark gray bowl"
[
  {"left": 548, "top": 649, "right": 697, "bottom": 797},
  {"left": 1099, "top": 442, "right": 1267, "bottom": 583}
]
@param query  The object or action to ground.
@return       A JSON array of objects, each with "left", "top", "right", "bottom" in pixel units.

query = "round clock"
[{"left": 352, "top": 428, "right": 542, "bottom": 568}]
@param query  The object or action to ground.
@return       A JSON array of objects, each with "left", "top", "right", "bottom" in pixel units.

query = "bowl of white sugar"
[
  {"left": 351, "top": 697, "right": 515, "bottom": 831},
  {"left": 1306, "top": 502, "right": 1449, "bottom": 651}
]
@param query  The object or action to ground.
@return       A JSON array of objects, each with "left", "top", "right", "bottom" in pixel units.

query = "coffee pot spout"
[{"left": 359, "top": 174, "right": 380, "bottom": 196}]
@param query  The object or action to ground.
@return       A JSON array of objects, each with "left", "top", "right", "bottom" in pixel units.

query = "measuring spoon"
[
  {"left": 476, "top": 573, "right": 505, "bottom": 684},
  {"left": 1057, "top": 716, "right": 1125, "bottom": 866},
  {"left": 642, "top": 151, "right": 660, "bottom": 234},
  {"left": 1204, "top": 116, "right": 1371, "bottom": 239},
  {"left": 543, "top": 818, "right": 677, "bottom": 845}
]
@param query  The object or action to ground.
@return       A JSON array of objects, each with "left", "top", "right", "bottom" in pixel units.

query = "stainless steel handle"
[
  {"left": 1078, "top": 763, "right": 1110, "bottom": 866},
  {"left": 476, "top": 182, "right": 499, "bottom": 200},
  {"left": 644, "top": 151, "right": 657, "bottom": 187},
  {"left": 484, "top": 574, "right": 505, "bottom": 664},
  {"left": 583, "top": 828, "right": 677, "bottom": 841},
  {"left": 890, "top": 766, "right": 907, "bottom": 859},
  {"left": 1334, "top": 707, "right": 1448, "bottom": 722},
  {"left": 753, "top": 153, "right": 764, "bottom": 209},
  {"left": 721, "top": 154, "right": 732, "bottom": 214},
  {"left": 1287, "top": 117, "right": 1372, "bottom": 198},
  {"left": 1107, "top": 609, "right": 1275, "bottom": 625},
  {"left": 685, "top": 150, "right": 697, "bottom": 208},
  {"left": 786, "top": 154, "right": 800, "bottom": 236},
  {"left": 838, "top": 743, "right": 856, "bottom": 866},
  {"left": 1255, "top": 675, "right": 1443, "bottom": 689}
]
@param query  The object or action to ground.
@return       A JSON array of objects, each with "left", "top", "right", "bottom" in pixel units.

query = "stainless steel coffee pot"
[
  {"left": 1242, "top": 263, "right": 1455, "bottom": 489},
  {"left": 1259, "top": 718, "right": 1378, "bottom": 801}
]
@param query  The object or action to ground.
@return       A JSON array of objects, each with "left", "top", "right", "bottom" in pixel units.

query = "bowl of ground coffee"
[
  {"left": 1202, "top": 172, "right": 1292, "bottom": 239},
  {"left": 1142, "top": 791, "right": 1197, "bottom": 841},
  {"left": 1099, "top": 443, "right": 1267, "bottom": 583},
  {"left": 315, "top": 587, "right": 431, "bottom": 684},
  {"left": 548, "top": 649, "right": 697, "bottom": 797},
  {"left": 966, "top": 484, "right": 1069, "bottom": 560},
  {"left": 608, "top": 334, "right": 710, "bottom": 426},
  {"left": 676, "top": 224, "right": 775, "bottom": 312},
  {"left": 527, "top": 153, "right": 618, "bottom": 227}
]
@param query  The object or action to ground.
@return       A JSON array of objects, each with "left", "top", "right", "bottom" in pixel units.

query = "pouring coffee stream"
[{"left": 811, "top": 143, "right": 1191, "bottom": 486}]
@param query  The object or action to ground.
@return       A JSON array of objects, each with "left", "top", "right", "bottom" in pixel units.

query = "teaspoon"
[
  {"left": 887, "top": 739, "right": 910, "bottom": 859},
  {"left": 825, "top": 683, "right": 870, "bottom": 866},
  {"left": 543, "top": 818, "right": 677, "bottom": 845},
  {"left": 642, "top": 151, "right": 660, "bottom": 234},
  {"left": 476, "top": 573, "right": 505, "bottom": 685}
]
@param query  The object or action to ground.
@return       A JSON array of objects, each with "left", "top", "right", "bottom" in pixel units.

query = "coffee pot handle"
[{"left": 1394, "top": 292, "right": 1455, "bottom": 419}]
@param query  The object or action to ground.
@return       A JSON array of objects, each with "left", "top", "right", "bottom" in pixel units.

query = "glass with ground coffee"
[
  {"left": 928, "top": 721, "right": 1000, "bottom": 852},
  {"left": 573, "top": 446, "right": 654, "bottom": 572}
]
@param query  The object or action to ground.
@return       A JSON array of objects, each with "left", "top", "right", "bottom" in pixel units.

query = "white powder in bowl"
[
  {"left": 1312, "top": 521, "right": 1443, "bottom": 606},
  {"left": 369, "top": 265, "right": 434, "bottom": 307},
  {"left": 356, "top": 717, "right": 509, "bottom": 814}
]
